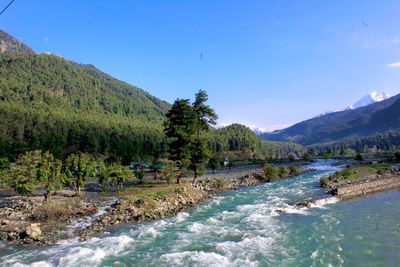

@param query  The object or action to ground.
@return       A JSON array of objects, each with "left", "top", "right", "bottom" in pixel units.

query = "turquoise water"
[{"left": 1, "top": 161, "right": 400, "bottom": 266}]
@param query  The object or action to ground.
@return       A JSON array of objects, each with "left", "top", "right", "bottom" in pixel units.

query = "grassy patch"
[
  {"left": 320, "top": 163, "right": 389, "bottom": 187},
  {"left": 118, "top": 182, "right": 187, "bottom": 206}
]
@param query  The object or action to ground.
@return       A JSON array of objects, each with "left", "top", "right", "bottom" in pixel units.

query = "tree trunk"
[
  {"left": 192, "top": 169, "right": 197, "bottom": 183},
  {"left": 44, "top": 190, "right": 52, "bottom": 202}
]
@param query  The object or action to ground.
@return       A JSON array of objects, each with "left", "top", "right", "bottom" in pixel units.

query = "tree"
[
  {"left": 191, "top": 90, "right": 218, "bottom": 183},
  {"left": 302, "top": 152, "right": 312, "bottom": 162},
  {"left": 10, "top": 150, "right": 41, "bottom": 203},
  {"left": 134, "top": 169, "right": 145, "bottom": 184},
  {"left": 322, "top": 152, "right": 331, "bottom": 161},
  {"left": 164, "top": 99, "right": 196, "bottom": 184},
  {"left": 37, "top": 151, "right": 64, "bottom": 201},
  {"left": 208, "top": 157, "right": 220, "bottom": 174},
  {"left": 354, "top": 153, "right": 364, "bottom": 161},
  {"left": 64, "top": 153, "right": 96, "bottom": 195},
  {"left": 159, "top": 160, "right": 178, "bottom": 185},
  {"left": 394, "top": 152, "right": 400, "bottom": 162},
  {"left": 109, "top": 163, "right": 133, "bottom": 189},
  {"left": 97, "top": 161, "right": 111, "bottom": 190}
]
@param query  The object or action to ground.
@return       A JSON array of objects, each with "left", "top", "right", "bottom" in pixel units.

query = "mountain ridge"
[
  {"left": 0, "top": 29, "right": 170, "bottom": 161},
  {"left": 261, "top": 93, "right": 400, "bottom": 145}
]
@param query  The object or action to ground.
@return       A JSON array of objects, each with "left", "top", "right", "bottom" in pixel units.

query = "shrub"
[
  {"left": 278, "top": 166, "right": 287, "bottom": 178},
  {"left": 354, "top": 154, "right": 364, "bottom": 161},
  {"left": 263, "top": 164, "right": 278, "bottom": 181},
  {"left": 215, "top": 178, "right": 226, "bottom": 189},
  {"left": 288, "top": 165, "right": 299, "bottom": 176},
  {"left": 320, "top": 177, "right": 330, "bottom": 187}
]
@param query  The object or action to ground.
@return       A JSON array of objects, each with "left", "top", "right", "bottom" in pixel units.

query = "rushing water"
[{"left": 1, "top": 160, "right": 400, "bottom": 267}]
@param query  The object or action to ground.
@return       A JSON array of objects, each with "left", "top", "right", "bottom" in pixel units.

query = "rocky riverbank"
[
  {"left": 322, "top": 165, "right": 400, "bottom": 199},
  {"left": 0, "top": 167, "right": 312, "bottom": 246},
  {"left": 278, "top": 165, "right": 400, "bottom": 215},
  {"left": 78, "top": 172, "right": 267, "bottom": 240},
  {"left": 0, "top": 192, "right": 115, "bottom": 245}
]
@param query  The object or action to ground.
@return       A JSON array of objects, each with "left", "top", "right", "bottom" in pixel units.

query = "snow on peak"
[{"left": 347, "top": 91, "right": 390, "bottom": 110}]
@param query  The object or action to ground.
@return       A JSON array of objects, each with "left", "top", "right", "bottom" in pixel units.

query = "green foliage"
[
  {"left": 208, "top": 157, "right": 220, "bottom": 173},
  {"left": 0, "top": 53, "right": 169, "bottom": 161},
  {"left": 320, "top": 164, "right": 389, "bottom": 186},
  {"left": 191, "top": 90, "right": 218, "bottom": 181},
  {"left": 395, "top": 152, "right": 400, "bottom": 162},
  {"left": 37, "top": 151, "right": 64, "bottom": 201},
  {"left": 320, "top": 177, "right": 331, "bottom": 187},
  {"left": 215, "top": 178, "right": 226, "bottom": 189},
  {"left": 278, "top": 166, "right": 287, "bottom": 178},
  {"left": 110, "top": 163, "right": 133, "bottom": 188},
  {"left": 288, "top": 165, "right": 299, "bottom": 175},
  {"left": 164, "top": 99, "right": 195, "bottom": 181},
  {"left": 302, "top": 152, "right": 312, "bottom": 162},
  {"left": 159, "top": 160, "right": 178, "bottom": 185},
  {"left": 263, "top": 164, "right": 278, "bottom": 181},
  {"left": 310, "top": 132, "right": 400, "bottom": 156},
  {"left": 134, "top": 169, "right": 145, "bottom": 184},
  {"left": 322, "top": 152, "right": 331, "bottom": 161},
  {"left": 98, "top": 161, "right": 133, "bottom": 189},
  {"left": 164, "top": 90, "right": 217, "bottom": 183},
  {"left": 64, "top": 153, "right": 96, "bottom": 195},
  {"left": 0, "top": 157, "right": 9, "bottom": 170},
  {"left": 260, "top": 140, "right": 306, "bottom": 160},
  {"left": 354, "top": 153, "right": 364, "bottom": 161},
  {"left": 10, "top": 150, "right": 41, "bottom": 198}
]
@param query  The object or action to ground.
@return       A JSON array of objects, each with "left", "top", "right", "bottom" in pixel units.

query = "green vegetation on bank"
[
  {"left": 263, "top": 164, "right": 300, "bottom": 182},
  {"left": 320, "top": 163, "right": 390, "bottom": 188}
]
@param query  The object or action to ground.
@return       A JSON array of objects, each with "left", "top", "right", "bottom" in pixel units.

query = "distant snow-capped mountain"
[
  {"left": 253, "top": 128, "right": 265, "bottom": 135},
  {"left": 347, "top": 91, "right": 390, "bottom": 110}
]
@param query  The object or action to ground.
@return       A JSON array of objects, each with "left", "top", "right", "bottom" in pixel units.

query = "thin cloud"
[
  {"left": 385, "top": 62, "right": 400, "bottom": 69},
  {"left": 43, "top": 37, "right": 50, "bottom": 43},
  {"left": 391, "top": 37, "right": 400, "bottom": 44}
]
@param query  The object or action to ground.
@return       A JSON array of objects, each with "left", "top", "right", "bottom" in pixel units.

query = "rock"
[
  {"left": 275, "top": 209, "right": 286, "bottom": 214},
  {"left": 25, "top": 224, "right": 42, "bottom": 240},
  {"left": 296, "top": 201, "right": 312, "bottom": 208},
  {"left": 1, "top": 219, "right": 11, "bottom": 226}
]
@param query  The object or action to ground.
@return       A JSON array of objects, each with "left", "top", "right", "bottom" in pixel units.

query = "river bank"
[
  {"left": 0, "top": 167, "right": 310, "bottom": 246},
  {"left": 280, "top": 162, "right": 400, "bottom": 214}
]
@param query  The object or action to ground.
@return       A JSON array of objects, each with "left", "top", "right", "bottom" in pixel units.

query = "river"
[{"left": 1, "top": 160, "right": 400, "bottom": 266}]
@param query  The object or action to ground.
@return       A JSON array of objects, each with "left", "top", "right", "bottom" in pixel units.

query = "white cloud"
[
  {"left": 391, "top": 37, "right": 400, "bottom": 44},
  {"left": 43, "top": 37, "right": 50, "bottom": 43},
  {"left": 385, "top": 62, "right": 400, "bottom": 69}
]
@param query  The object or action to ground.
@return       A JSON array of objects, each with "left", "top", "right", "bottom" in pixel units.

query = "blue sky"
[{"left": 2, "top": 0, "right": 400, "bottom": 131}]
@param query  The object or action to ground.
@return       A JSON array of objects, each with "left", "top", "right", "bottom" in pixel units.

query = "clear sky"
[{"left": 2, "top": 0, "right": 400, "bottom": 131}]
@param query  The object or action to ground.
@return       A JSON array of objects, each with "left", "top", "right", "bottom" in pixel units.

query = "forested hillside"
[
  {"left": 0, "top": 30, "right": 305, "bottom": 163},
  {"left": 0, "top": 52, "right": 169, "bottom": 162},
  {"left": 210, "top": 124, "right": 305, "bottom": 160},
  {"left": 261, "top": 94, "right": 400, "bottom": 146}
]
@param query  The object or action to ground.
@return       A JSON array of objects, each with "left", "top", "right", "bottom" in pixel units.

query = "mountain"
[
  {"left": 0, "top": 30, "right": 34, "bottom": 54},
  {"left": 347, "top": 91, "right": 390, "bottom": 110},
  {"left": 0, "top": 30, "right": 170, "bottom": 162},
  {"left": 260, "top": 94, "right": 400, "bottom": 146}
]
